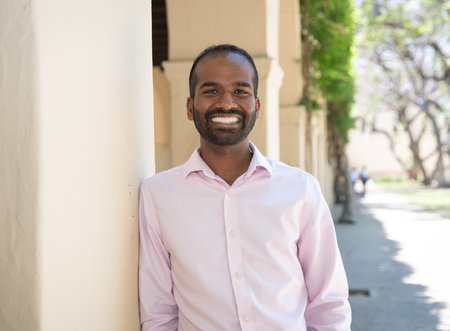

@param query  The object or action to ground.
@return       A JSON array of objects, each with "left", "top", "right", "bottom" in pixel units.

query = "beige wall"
[
  {"left": 153, "top": 67, "right": 171, "bottom": 172},
  {"left": 251, "top": 57, "right": 283, "bottom": 159},
  {"left": 166, "top": 0, "right": 278, "bottom": 60},
  {"left": 280, "top": 106, "right": 307, "bottom": 169},
  {"left": 1, "top": 0, "right": 154, "bottom": 330},
  {"left": 278, "top": 0, "right": 302, "bottom": 106},
  {"left": 278, "top": 0, "right": 306, "bottom": 176},
  {"left": 346, "top": 111, "right": 409, "bottom": 177}
]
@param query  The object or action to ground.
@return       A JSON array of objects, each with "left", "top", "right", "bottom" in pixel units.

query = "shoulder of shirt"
[
  {"left": 265, "top": 157, "right": 317, "bottom": 180},
  {"left": 141, "top": 164, "right": 185, "bottom": 189},
  {"left": 265, "top": 156, "right": 320, "bottom": 186}
]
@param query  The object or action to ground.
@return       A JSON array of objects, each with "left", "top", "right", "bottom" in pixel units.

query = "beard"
[{"left": 192, "top": 106, "right": 257, "bottom": 146}]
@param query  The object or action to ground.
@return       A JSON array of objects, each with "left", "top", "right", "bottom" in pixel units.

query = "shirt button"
[
  {"left": 229, "top": 230, "right": 236, "bottom": 237},
  {"left": 242, "top": 314, "right": 250, "bottom": 321},
  {"left": 234, "top": 272, "right": 241, "bottom": 279}
]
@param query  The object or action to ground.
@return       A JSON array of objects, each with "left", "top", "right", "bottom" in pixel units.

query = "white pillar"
[
  {"left": 280, "top": 106, "right": 308, "bottom": 170},
  {"left": 0, "top": 0, "right": 154, "bottom": 330},
  {"left": 252, "top": 58, "right": 283, "bottom": 159},
  {"left": 162, "top": 60, "right": 197, "bottom": 166},
  {"left": 278, "top": 0, "right": 307, "bottom": 169}
]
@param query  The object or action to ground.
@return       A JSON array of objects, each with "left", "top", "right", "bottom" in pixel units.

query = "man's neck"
[{"left": 199, "top": 140, "right": 253, "bottom": 186}]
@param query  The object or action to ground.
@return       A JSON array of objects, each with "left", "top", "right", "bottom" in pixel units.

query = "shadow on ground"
[{"left": 334, "top": 197, "right": 446, "bottom": 331}]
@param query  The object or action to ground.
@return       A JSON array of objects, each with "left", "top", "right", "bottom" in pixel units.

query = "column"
[{"left": 0, "top": 0, "right": 154, "bottom": 330}]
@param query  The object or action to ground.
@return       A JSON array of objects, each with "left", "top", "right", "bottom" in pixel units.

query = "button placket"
[{"left": 223, "top": 189, "right": 255, "bottom": 331}]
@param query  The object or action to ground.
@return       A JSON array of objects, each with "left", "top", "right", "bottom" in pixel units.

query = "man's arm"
[
  {"left": 139, "top": 184, "right": 178, "bottom": 331},
  {"left": 298, "top": 179, "right": 352, "bottom": 331}
]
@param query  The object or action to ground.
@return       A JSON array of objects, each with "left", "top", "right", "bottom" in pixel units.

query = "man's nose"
[{"left": 216, "top": 92, "right": 236, "bottom": 110}]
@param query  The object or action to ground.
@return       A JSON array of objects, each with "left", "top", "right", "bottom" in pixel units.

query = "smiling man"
[
  {"left": 139, "top": 44, "right": 351, "bottom": 331},
  {"left": 188, "top": 49, "right": 259, "bottom": 151}
]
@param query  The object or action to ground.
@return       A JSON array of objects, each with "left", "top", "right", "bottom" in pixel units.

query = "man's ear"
[
  {"left": 187, "top": 97, "right": 194, "bottom": 120},
  {"left": 255, "top": 98, "right": 261, "bottom": 119}
]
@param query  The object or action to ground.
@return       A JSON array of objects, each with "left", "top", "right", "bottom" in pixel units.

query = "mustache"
[{"left": 205, "top": 108, "right": 246, "bottom": 121}]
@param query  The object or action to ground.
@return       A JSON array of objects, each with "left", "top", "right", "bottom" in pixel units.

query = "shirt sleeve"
[
  {"left": 298, "top": 178, "right": 352, "bottom": 331},
  {"left": 139, "top": 182, "right": 178, "bottom": 331}
]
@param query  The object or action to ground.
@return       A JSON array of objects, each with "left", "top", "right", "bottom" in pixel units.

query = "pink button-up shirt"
[{"left": 139, "top": 143, "right": 351, "bottom": 331}]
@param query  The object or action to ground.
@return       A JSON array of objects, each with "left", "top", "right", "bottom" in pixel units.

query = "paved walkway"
[{"left": 333, "top": 183, "right": 450, "bottom": 331}]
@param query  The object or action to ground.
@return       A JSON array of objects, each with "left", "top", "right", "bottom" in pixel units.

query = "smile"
[{"left": 210, "top": 116, "right": 240, "bottom": 124}]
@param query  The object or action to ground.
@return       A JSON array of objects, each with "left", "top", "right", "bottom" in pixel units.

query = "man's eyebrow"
[
  {"left": 198, "top": 81, "right": 253, "bottom": 89},
  {"left": 198, "top": 81, "right": 218, "bottom": 89},
  {"left": 236, "top": 81, "right": 252, "bottom": 88}
]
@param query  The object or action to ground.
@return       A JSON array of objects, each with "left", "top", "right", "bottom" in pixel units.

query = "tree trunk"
[{"left": 328, "top": 118, "right": 354, "bottom": 223}]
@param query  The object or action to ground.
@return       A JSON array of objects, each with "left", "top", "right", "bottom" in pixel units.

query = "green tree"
[{"left": 300, "top": 0, "right": 356, "bottom": 221}]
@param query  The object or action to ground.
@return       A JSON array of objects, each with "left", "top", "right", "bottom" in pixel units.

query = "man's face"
[{"left": 187, "top": 52, "right": 260, "bottom": 146}]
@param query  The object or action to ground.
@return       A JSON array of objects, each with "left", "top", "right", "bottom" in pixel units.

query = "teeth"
[{"left": 211, "top": 117, "right": 239, "bottom": 124}]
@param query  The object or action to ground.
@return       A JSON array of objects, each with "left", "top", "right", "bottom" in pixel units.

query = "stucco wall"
[
  {"left": 278, "top": 0, "right": 302, "bottom": 106},
  {"left": 166, "top": 0, "right": 278, "bottom": 60},
  {"left": 153, "top": 67, "right": 171, "bottom": 172},
  {"left": 346, "top": 111, "right": 410, "bottom": 177},
  {"left": 1, "top": 0, "right": 154, "bottom": 330}
]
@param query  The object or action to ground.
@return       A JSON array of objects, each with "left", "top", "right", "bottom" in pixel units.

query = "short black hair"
[{"left": 188, "top": 44, "right": 259, "bottom": 98}]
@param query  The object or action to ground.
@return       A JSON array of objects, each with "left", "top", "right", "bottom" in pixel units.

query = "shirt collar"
[
  {"left": 246, "top": 142, "right": 273, "bottom": 177},
  {"left": 182, "top": 142, "right": 273, "bottom": 180}
]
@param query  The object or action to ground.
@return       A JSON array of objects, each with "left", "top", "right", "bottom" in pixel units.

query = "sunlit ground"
[
  {"left": 365, "top": 183, "right": 450, "bottom": 330},
  {"left": 375, "top": 180, "right": 450, "bottom": 219}
]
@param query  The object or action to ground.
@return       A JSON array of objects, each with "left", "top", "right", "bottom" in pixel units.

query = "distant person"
[
  {"left": 138, "top": 44, "right": 351, "bottom": 330},
  {"left": 350, "top": 166, "right": 358, "bottom": 191},
  {"left": 359, "top": 166, "right": 370, "bottom": 196}
]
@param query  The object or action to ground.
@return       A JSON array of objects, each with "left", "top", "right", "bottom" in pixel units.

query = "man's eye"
[
  {"left": 234, "top": 89, "right": 249, "bottom": 95},
  {"left": 203, "top": 89, "right": 218, "bottom": 94}
]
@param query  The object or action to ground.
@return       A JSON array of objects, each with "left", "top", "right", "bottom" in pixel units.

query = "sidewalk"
[{"left": 333, "top": 183, "right": 450, "bottom": 331}]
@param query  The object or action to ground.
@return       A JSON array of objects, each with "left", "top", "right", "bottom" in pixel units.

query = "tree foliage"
[
  {"left": 300, "top": 0, "right": 356, "bottom": 141},
  {"left": 300, "top": 0, "right": 356, "bottom": 220},
  {"left": 356, "top": 0, "right": 450, "bottom": 185}
]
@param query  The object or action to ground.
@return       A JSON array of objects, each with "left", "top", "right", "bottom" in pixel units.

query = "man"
[{"left": 139, "top": 44, "right": 351, "bottom": 330}]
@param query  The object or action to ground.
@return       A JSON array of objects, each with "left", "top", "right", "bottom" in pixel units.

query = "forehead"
[{"left": 194, "top": 52, "right": 254, "bottom": 86}]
